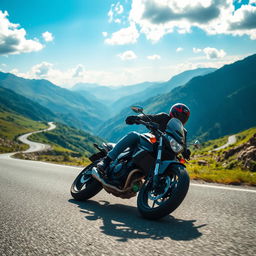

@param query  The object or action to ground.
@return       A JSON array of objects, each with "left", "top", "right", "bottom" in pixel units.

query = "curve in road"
[
  {"left": 211, "top": 135, "right": 237, "bottom": 152},
  {"left": 0, "top": 122, "right": 56, "bottom": 160},
  {"left": 18, "top": 121, "right": 56, "bottom": 153}
]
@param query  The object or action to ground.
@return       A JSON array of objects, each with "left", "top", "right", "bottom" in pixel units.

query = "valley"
[{"left": 0, "top": 54, "right": 256, "bottom": 184}]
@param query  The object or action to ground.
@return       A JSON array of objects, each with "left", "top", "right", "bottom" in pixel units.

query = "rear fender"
[{"left": 158, "top": 160, "right": 186, "bottom": 175}]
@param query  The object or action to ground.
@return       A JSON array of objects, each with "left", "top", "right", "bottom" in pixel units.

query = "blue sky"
[{"left": 0, "top": 0, "right": 256, "bottom": 87}]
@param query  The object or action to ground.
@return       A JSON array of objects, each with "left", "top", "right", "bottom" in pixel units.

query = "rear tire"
[
  {"left": 71, "top": 163, "right": 102, "bottom": 201},
  {"left": 137, "top": 165, "right": 189, "bottom": 220}
]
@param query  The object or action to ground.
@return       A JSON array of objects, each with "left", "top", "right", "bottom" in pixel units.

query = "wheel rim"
[
  {"left": 144, "top": 174, "right": 179, "bottom": 209},
  {"left": 74, "top": 170, "right": 92, "bottom": 192}
]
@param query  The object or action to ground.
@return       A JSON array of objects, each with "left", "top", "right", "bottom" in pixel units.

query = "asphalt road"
[
  {"left": 17, "top": 122, "right": 56, "bottom": 153},
  {"left": 212, "top": 135, "right": 237, "bottom": 151},
  {"left": 0, "top": 154, "right": 256, "bottom": 256}
]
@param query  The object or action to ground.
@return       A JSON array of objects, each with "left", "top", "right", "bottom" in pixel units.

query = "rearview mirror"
[{"left": 131, "top": 106, "right": 144, "bottom": 113}]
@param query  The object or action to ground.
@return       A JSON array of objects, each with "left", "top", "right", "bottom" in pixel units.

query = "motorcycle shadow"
[{"left": 69, "top": 199, "right": 206, "bottom": 242}]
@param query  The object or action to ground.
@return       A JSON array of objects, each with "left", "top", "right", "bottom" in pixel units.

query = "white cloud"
[
  {"left": 9, "top": 54, "right": 246, "bottom": 87},
  {"left": 147, "top": 54, "right": 161, "bottom": 60},
  {"left": 193, "top": 47, "right": 202, "bottom": 53},
  {"left": 118, "top": 50, "right": 137, "bottom": 60},
  {"left": 108, "top": 2, "right": 124, "bottom": 23},
  {"left": 42, "top": 31, "right": 54, "bottom": 42},
  {"left": 126, "top": 0, "right": 256, "bottom": 41},
  {"left": 31, "top": 61, "right": 53, "bottom": 76},
  {"left": 0, "top": 10, "right": 44, "bottom": 55},
  {"left": 176, "top": 47, "right": 184, "bottom": 52},
  {"left": 193, "top": 47, "right": 226, "bottom": 59},
  {"left": 102, "top": 32, "right": 108, "bottom": 37},
  {"left": 105, "top": 23, "right": 139, "bottom": 45},
  {"left": 203, "top": 47, "right": 226, "bottom": 59}
]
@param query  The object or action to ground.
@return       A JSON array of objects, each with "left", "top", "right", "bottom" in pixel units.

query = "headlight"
[{"left": 169, "top": 137, "right": 184, "bottom": 153}]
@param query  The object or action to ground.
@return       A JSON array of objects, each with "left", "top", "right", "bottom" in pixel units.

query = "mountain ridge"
[{"left": 98, "top": 54, "right": 256, "bottom": 142}]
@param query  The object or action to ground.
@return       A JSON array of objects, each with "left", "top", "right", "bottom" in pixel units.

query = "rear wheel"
[
  {"left": 137, "top": 165, "right": 189, "bottom": 220},
  {"left": 71, "top": 163, "right": 102, "bottom": 201}
]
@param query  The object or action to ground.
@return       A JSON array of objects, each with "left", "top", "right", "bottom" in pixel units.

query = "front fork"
[{"left": 153, "top": 136, "right": 163, "bottom": 188}]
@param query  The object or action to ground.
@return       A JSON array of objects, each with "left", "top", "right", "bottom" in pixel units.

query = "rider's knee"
[{"left": 127, "top": 131, "right": 140, "bottom": 141}]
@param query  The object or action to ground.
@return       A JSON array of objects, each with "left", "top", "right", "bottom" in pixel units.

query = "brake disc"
[{"left": 148, "top": 176, "right": 171, "bottom": 201}]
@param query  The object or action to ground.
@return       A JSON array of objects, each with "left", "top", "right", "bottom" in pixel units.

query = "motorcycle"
[{"left": 71, "top": 106, "right": 190, "bottom": 220}]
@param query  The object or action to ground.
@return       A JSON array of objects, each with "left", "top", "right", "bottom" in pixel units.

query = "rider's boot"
[{"left": 97, "top": 156, "right": 112, "bottom": 178}]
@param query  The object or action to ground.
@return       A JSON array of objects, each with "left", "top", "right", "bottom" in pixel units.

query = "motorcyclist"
[{"left": 97, "top": 103, "right": 191, "bottom": 177}]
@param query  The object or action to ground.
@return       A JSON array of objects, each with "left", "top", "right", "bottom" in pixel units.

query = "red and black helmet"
[{"left": 169, "top": 103, "right": 190, "bottom": 125}]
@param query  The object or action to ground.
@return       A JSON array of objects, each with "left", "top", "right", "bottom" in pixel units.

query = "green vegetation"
[
  {"left": 188, "top": 127, "right": 256, "bottom": 186},
  {"left": 0, "top": 111, "right": 48, "bottom": 153}
]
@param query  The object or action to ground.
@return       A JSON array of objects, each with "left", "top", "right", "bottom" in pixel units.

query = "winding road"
[
  {"left": 17, "top": 121, "right": 56, "bottom": 153},
  {"left": 0, "top": 126, "right": 255, "bottom": 256},
  {"left": 212, "top": 135, "right": 237, "bottom": 151}
]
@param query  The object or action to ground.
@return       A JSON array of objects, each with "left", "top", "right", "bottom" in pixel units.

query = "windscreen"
[{"left": 165, "top": 118, "right": 185, "bottom": 144}]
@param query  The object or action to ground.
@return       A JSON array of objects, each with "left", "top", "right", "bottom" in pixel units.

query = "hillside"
[
  {"left": 0, "top": 87, "right": 56, "bottom": 122},
  {"left": 0, "top": 72, "right": 108, "bottom": 131},
  {"left": 188, "top": 127, "right": 256, "bottom": 185},
  {"left": 98, "top": 54, "right": 256, "bottom": 142},
  {"left": 0, "top": 111, "right": 48, "bottom": 153}
]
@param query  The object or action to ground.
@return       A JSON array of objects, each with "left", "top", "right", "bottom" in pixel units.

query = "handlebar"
[{"left": 136, "top": 119, "right": 162, "bottom": 135}]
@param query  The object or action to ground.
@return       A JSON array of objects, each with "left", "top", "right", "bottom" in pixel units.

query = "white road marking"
[{"left": 191, "top": 183, "right": 256, "bottom": 193}]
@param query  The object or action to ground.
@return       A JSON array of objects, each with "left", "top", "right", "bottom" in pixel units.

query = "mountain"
[
  {"left": 72, "top": 81, "right": 160, "bottom": 104},
  {"left": 112, "top": 68, "right": 216, "bottom": 112},
  {"left": 98, "top": 54, "right": 256, "bottom": 142},
  {"left": 0, "top": 72, "right": 109, "bottom": 131},
  {"left": 0, "top": 87, "right": 56, "bottom": 122}
]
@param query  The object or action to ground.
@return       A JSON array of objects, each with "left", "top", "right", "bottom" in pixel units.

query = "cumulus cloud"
[
  {"left": 31, "top": 62, "right": 53, "bottom": 76},
  {"left": 10, "top": 54, "right": 245, "bottom": 87},
  {"left": 193, "top": 47, "right": 226, "bottom": 59},
  {"left": 147, "top": 54, "right": 161, "bottom": 60},
  {"left": 117, "top": 50, "right": 137, "bottom": 60},
  {"left": 176, "top": 47, "right": 184, "bottom": 52},
  {"left": 105, "top": 23, "right": 139, "bottom": 45},
  {"left": 0, "top": 10, "right": 44, "bottom": 55},
  {"left": 126, "top": 0, "right": 256, "bottom": 41},
  {"left": 42, "top": 31, "right": 54, "bottom": 42},
  {"left": 108, "top": 2, "right": 124, "bottom": 23}
]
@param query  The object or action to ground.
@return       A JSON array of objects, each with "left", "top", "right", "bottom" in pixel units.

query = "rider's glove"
[
  {"left": 125, "top": 115, "right": 140, "bottom": 125},
  {"left": 182, "top": 148, "right": 191, "bottom": 160}
]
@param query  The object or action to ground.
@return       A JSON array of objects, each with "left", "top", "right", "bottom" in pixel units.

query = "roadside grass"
[{"left": 187, "top": 162, "right": 256, "bottom": 186}]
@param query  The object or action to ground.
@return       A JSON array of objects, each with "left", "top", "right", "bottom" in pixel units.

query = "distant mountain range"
[
  {"left": 1, "top": 54, "right": 254, "bottom": 145},
  {"left": 0, "top": 72, "right": 107, "bottom": 131},
  {"left": 98, "top": 54, "right": 256, "bottom": 142},
  {"left": 112, "top": 68, "right": 216, "bottom": 112}
]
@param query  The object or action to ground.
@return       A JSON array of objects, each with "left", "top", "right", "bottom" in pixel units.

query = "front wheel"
[
  {"left": 137, "top": 165, "right": 189, "bottom": 220},
  {"left": 71, "top": 163, "right": 103, "bottom": 201}
]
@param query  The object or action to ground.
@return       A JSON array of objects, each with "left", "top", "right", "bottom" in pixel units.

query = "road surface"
[
  {"left": 0, "top": 159, "right": 255, "bottom": 255},
  {"left": 212, "top": 135, "right": 237, "bottom": 151},
  {"left": 0, "top": 127, "right": 255, "bottom": 256}
]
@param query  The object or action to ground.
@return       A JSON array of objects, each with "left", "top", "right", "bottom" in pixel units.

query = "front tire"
[
  {"left": 137, "top": 165, "right": 189, "bottom": 220},
  {"left": 71, "top": 163, "right": 102, "bottom": 201}
]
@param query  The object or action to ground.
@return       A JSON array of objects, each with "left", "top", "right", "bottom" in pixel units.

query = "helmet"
[{"left": 169, "top": 103, "right": 190, "bottom": 125}]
